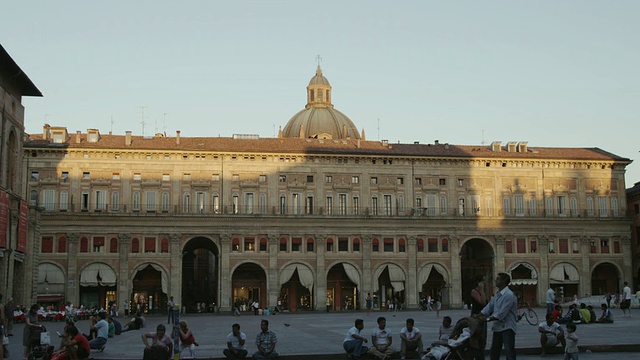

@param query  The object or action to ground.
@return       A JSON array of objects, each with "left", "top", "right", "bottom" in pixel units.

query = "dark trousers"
[
  {"left": 223, "top": 348, "right": 248, "bottom": 359},
  {"left": 490, "top": 329, "right": 515, "bottom": 360}
]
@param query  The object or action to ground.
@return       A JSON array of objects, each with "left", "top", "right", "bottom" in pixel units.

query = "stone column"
[
  {"left": 117, "top": 233, "right": 131, "bottom": 308},
  {"left": 580, "top": 236, "right": 591, "bottom": 297},
  {"left": 67, "top": 233, "right": 80, "bottom": 305},
  {"left": 267, "top": 234, "right": 279, "bottom": 309},
  {"left": 406, "top": 235, "right": 418, "bottom": 309},
  {"left": 169, "top": 233, "right": 182, "bottom": 307},
  {"left": 219, "top": 234, "right": 231, "bottom": 312},
  {"left": 361, "top": 235, "right": 372, "bottom": 306},
  {"left": 621, "top": 236, "right": 632, "bottom": 283},
  {"left": 495, "top": 235, "right": 506, "bottom": 273},
  {"left": 538, "top": 235, "right": 549, "bottom": 304},
  {"left": 315, "top": 235, "right": 327, "bottom": 311},
  {"left": 449, "top": 236, "right": 462, "bottom": 308}
]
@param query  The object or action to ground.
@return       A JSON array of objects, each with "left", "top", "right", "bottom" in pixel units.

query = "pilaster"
[
  {"left": 268, "top": 234, "right": 279, "bottom": 309},
  {"left": 580, "top": 236, "right": 591, "bottom": 297},
  {"left": 219, "top": 233, "right": 231, "bottom": 311},
  {"left": 538, "top": 235, "right": 549, "bottom": 304},
  {"left": 495, "top": 235, "right": 506, "bottom": 273},
  {"left": 361, "top": 234, "right": 372, "bottom": 306},
  {"left": 621, "top": 236, "right": 632, "bottom": 282},
  {"left": 449, "top": 236, "right": 462, "bottom": 308},
  {"left": 169, "top": 233, "right": 182, "bottom": 307},
  {"left": 406, "top": 235, "right": 418, "bottom": 309},
  {"left": 315, "top": 235, "right": 327, "bottom": 311},
  {"left": 117, "top": 233, "right": 131, "bottom": 308},
  {"left": 67, "top": 233, "right": 80, "bottom": 304}
]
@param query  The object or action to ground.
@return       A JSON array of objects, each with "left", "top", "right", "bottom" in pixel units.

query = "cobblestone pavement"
[{"left": 6, "top": 308, "right": 640, "bottom": 359}]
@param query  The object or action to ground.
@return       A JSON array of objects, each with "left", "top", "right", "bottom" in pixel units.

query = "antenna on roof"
[
  {"left": 110, "top": 116, "right": 115, "bottom": 134},
  {"left": 163, "top": 113, "right": 168, "bottom": 136},
  {"left": 377, "top": 118, "right": 380, "bottom": 141},
  {"left": 481, "top": 129, "right": 485, "bottom": 145},
  {"left": 139, "top": 106, "right": 148, "bottom": 136}
]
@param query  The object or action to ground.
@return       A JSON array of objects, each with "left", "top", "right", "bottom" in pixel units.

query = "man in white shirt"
[
  {"left": 85, "top": 311, "right": 108, "bottom": 350},
  {"left": 399, "top": 318, "right": 423, "bottom": 360},
  {"left": 546, "top": 287, "right": 556, "bottom": 315},
  {"left": 538, "top": 313, "right": 565, "bottom": 356},
  {"left": 223, "top": 323, "right": 247, "bottom": 360},
  {"left": 343, "top": 319, "right": 368, "bottom": 360},
  {"left": 622, "top": 281, "right": 632, "bottom": 317},
  {"left": 370, "top": 317, "right": 395, "bottom": 360}
]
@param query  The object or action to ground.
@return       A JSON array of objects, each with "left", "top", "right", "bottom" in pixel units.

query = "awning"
[
  {"left": 511, "top": 279, "right": 538, "bottom": 286},
  {"left": 37, "top": 263, "right": 65, "bottom": 284},
  {"left": 279, "top": 263, "right": 314, "bottom": 292},
  {"left": 80, "top": 263, "right": 117, "bottom": 286},
  {"left": 37, "top": 294, "right": 64, "bottom": 303},
  {"left": 374, "top": 264, "right": 406, "bottom": 292},
  {"left": 550, "top": 263, "right": 580, "bottom": 283},
  {"left": 508, "top": 262, "right": 538, "bottom": 286}
]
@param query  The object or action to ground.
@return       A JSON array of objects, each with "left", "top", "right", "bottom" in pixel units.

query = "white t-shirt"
[
  {"left": 538, "top": 321, "right": 562, "bottom": 343},
  {"left": 400, "top": 326, "right": 420, "bottom": 341},
  {"left": 226, "top": 331, "right": 246, "bottom": 350},
  {"left": 95, "top": 319, "right": 109, "bottom": 339},
  {"left": 546, "top": 288, "right": 555, "bottom": 304},
  {"left": 372, "top": 327, "right": 392, "bottom": 346},
  {"left": 623, "top": 286, "right": 632, "bottom": 300},
  {"left": 344, "top": 326, "right": 363, "bottom": 343}
]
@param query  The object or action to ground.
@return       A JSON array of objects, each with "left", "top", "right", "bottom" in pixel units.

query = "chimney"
[
  {"left": 434, "top": 140, "right": 439, "bottom": 145},
  {"left": 381, "top": 139, "right": 388, "bottom": 146},
  {"left": 176, "top": 130, "right": 181, "bottom": 145},
  {"left": 125, "top": 131, "right": 132, "bottom": 146},
  {"left": 43, "top": 124, "right": 51, "bottom": 140},
  {"left": 75, "top": 131, "right": 81, "bottom": 144},
  {"left": 357, "top": 139, "right": 361, "bottom": 148}
]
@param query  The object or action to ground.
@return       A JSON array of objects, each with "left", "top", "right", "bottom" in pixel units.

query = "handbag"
[{"left": 2, "top": 335, "right": 8, "bottom": 345}]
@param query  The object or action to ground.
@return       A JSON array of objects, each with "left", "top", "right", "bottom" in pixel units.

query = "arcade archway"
[
  {"left": 79, "top": 262, "right": 117, "bottom": 310},
  {"left": 419, "top": 263, "right": 449, "bottom": 308},
  {"left": 508, "top": 262, "right": 538, "bottom": 305},
  {"left": 131, "top": 263, "right": 167, "bottom": 314},
  {"left": 374, "top": 263, "right": 405, "bottom": 310},
  {"left": 182, "top": 237, "right": 219, "bottom": 313},
  {"left": 460, "top": 238, "right": 494, "bottom": 306},
  {"left": 232, "top": 263, "right": 267, "bottom": 313},
  {"left": 279, "top": 263, "right": 314, "bottom": 311},
  {"left": 550, "top": 262, "right": 580, "bottom": 302},
  {"left": 592, "top": 262, "right": 620, "bottom": 295},
  {"left": 327, "top": 263, "right": 361, "bottom": 310}
]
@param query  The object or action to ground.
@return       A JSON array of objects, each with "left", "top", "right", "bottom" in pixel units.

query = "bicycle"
[{"left": 516, "top": 301, "right": 539, "bottom": 326}]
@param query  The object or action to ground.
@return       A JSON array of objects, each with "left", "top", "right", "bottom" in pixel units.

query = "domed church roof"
[{"left": 282, "top": 66, "right": 362, "bottom": 140}]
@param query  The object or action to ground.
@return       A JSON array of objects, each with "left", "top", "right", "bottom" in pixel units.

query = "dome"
[{"left": 282, "top": 65, "right": 362, "bottom": 140}]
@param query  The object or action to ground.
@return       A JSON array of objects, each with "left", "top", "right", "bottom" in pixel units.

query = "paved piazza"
[{"left": 6, "top": 308, "right": 640, "bottom": 359}]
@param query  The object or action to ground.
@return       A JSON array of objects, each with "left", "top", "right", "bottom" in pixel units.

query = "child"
[
  {"left": 552, "top": 305, "right": 563, "bottom": 323},
  {"left": 564, "top": 322, "right": 579, "bottom": 360},
  {"left": 439, "top": 316, "right": 453, "bottom": 341}
]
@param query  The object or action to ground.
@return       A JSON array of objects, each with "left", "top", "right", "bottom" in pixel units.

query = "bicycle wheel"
[{"left": 525, "top": 308, "right": 539, "bottom": 325}]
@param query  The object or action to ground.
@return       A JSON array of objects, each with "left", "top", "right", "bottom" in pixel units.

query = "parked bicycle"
[{"left": 516, "top": 301, "right": 539, "bottom": 325}]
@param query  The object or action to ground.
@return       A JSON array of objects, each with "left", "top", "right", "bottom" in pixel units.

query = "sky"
[{"left": 2, "top": 1, "right": 639, "bottom": 184}]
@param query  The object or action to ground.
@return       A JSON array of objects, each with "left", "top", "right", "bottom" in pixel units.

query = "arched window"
[
  {"left": 111, "top": 191, "right": 119, "bottom": 211},
  {"left": 398, "top": 238, "right": 406, "bottom": 252},
  {"left": 353, "top": 238, "right": 361, "bottom": 252},
  {"left": 161, "top": 192, "right": 170, "bottom": 212},
  {"left": 132, "top": 191, "right": 141, "bottom": 211},
  {"left": 183, "top": 193, "right": 191, "bottom": 213},
  {"left": 131, "top": 238, "right": 140, "bottom": 253},
  {"left": 110, "top": 237, "right": 118, "bottom": 253},
  {"left": 417, "top": 238, "right": 424, "bottom": 252},
  {"left": 232, "top": 238, "right": 240, "bottom": 251},
  {"left": 57, "top": 236, "right": 67, "bottom": 253},
  {"left": 161, "top": 238, "right": 169, "bottom": 253},
  {"left": 279, "top": 238, "right": 288, "bottom": 252},
  {"left": 529, "top": 196, "right": 537, "bottom": 216},
  {"left": 80, "top": 237, "right": 89, "bottom": 253},
  {"left": 372, "top": 238, "right": 380, "bottom": 252}
]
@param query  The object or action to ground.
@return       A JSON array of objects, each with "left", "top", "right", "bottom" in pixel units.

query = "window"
[
  {"left": 458, "top": 197, "right": 465, "bottom": 216},
  {"left": 428, "top": 238, "right": 438, "bottom": 252},
  {"left": 279, "top": 195, "right": 286, "bottom": 215},
  {"left": 545, "top": 197, "right": 553, "bottom": 216},
  {"left": 41, "top": 237, "right": 53, "bottom": 253},
  {"left": 517, "top": 238, "right": 526, "bottom": 253},
  {"left": 162, "top": 174, "right": 170, "bottom": 181},
  {"left": 82, "top": 172, "right": 90, "bottom": 179},
  {"left": 352, "top": 176, "right": 359, "bottom": 184},
  {"left": 95, "top": 190, "right": 106, "bottom": 210},
  {"left": 245, "top": 238, "right": 255, "bottom": 252},
  {"left": 306, "top": 175, "right": 314, "bottom": 183},
  {"left": 372, "top": 238, "right": 379, "bottom": 252},
  {"left": 259, "top": 175, "right": 266, "bottom": 182},
  {"left": 161, "top": 192, "right": 170, "bottom": 212},
  {"left": 611, "top": 197, "right": 619, "bottom": 216},
  {"left": 600, "top": 238, "right": 609, "bottom": 253},
  {"left": 93, "top": 237, "right": 105, "bottom": 253},
  {"left": 183, "top": 173, "right": 191, "bottom": 181},
  {"left": 549, "top": 240, "right": 555, "bottom": 253},
  {"left": 232, "top": 174, "right": 239, "bottom": 181},
  {"left": 416, "top": 196, "right": 423, "bottom": 209},
  {"left": 144, "top": 237, "right": 156, "bottom": 253},
  {"left": 587, "top": 197, "right": 594, "bottom": 216},
  {"left": 306, "top": 196, "right": 314, "bottom": 215},
  {"left": 439, "top": 178, "right": 446, "bottom": 186},
  {"left": 570, "top": 197, "right": 578, "bottom": 217},
  {"left": 307, "top": 238, "right": 314, "bottom": 252},
  {"left": 572, "top": 240, "right": 579, "bottom": 253},
  {"left": 485, "top": 196, "right": 493, "bottom": 217},
  {"left": 245, "top": 193, "right": 254, "bottom": 214},
  {"left": 61, "top": 172, "right": 69, "bottom": 181},
  {"left": 31, "top": 171, "right": 39, "bottom": 180},
  {"left": 291, "top": 238, "right": 302, "bottom": 252},
  {"left": 371, "top": 196, "right": 379, "bottom": 215},
  {"left": 471, "top": 195, "right": 479, "bottom": 215},
  {"left": 415, "top": 178, "right": 422, "bottom": 185},
  {"left": 441, "top": 238, "right": 449, "bottom": 252},
  {"left": 384, "top": 238, "right": 394, "bottom": 252},
  {"left": 80, "top": 237, "right": 89, "bottom": 253},
  {"left": 213, "top": 194, "right": 220, "bottom": 214},
  {"left": 232, "top": 194, "right": 239, "bottom": 214},
  {"left": 145, "top": 191, "right": 156, "bottom": 212},
  {"left": 81, "top": 192, "right": 89, "bottom": 211},
  {"left": 353, "top": 238, "right": 360, "bottom": 252},
  {"left": 325, "top": 175, "right": 332, "bottom": 183},
  {"left": 417, "top": 238, "right": 424, "bottom": 252},
  {"left": 326, "top": 196, "right": 333, "bottom": 215},
  {"left": 260, "top": 238, "right": 267, "bottom": 252},
  {"left": 60, "top": 191, "right": 68, "bottom": 211},
  {"left": 614, "top": 240, "right": 621, "bottom": 253},
  {"left": 279, "top": 175, "right": 286, "bottom": 183},
  {"left": 383, "top": 195, "right": 392, "bottom": 215},
  {"left": 131, "top": 238, "right": 139, "bottom": 253},
  {"left": 196, "top": 192, "right": 206, "bottom": 213},
  {"left": 338, "top": 238, "right": 349, "bottom": 252},
  {"left": 458, "top": 179, "right": 464, "bottom": 187},
  {"left": 529, "top": 196, "right": 537, "bottom": 216},
  {"left": 42, "top": 189, "right": 55, "bottom": 211},
  {"left": 339, "top": 194, "right": 347, "bottom": 215},
  {"left": 371, "top": 177, "right": 378, "bottom": 185},
  {"left": 514, "top": 194, "right": 524, "bottom": 216},
  {"left": 132, "top": 191, "right": 141, "bottom": 211},
  {"left": 58, "top": 237, "right": 67, "bottom": 253},
  {"left": 232, "top": 238, "right": 240, "bottom": 252},
  {"left": 502, "top": 196, "right": 511, "bottom": 216},
  {"left": 111, "top": 191, "right": 119, "bottom": 211},
  {"left": 133, "top": 173, "right": 141, "bottom": 181},
  {"left": 112, "top": 172, "right": 120, "bottom": 180},
  {"left": 110, "top": 238, "right": 119, "bottom": 253},
  {"left": 53, "top": 133, "right": 64, "bottom": 143},
  {"left": 352, "top": 196, "right": 359, "bottom": 215},
  {"left": 398, "top": 195, "right": 405, "bottom": 214},
  {"left": 398, "top": 238, "right": 406, "bottom": 252},
  {"left": 213, "top": 174, "right": 220, "bottom": 181},
  {"left": 259, "top": 194, "right": 267, "bottom": 214},
  {"left": 182, "top": 193, "right": 190, "bottom": 213},
  {"left": 598, "top": 196, "right": 608, "bottom": 217},
  {"left": 557, "top": 196, "right": 567, "bottom": 216},
  {"left": 326, "top": 238, "right": 334, "bottom": 252},
  {"left": 506, "top": 240, "right": 513, "bottom": 253},
  {"left": 559, "top": 239, "right": 569, "bottom": 253},
  {"left": 531, "top": 240, "right": 537, "bottom": 253},
  {"left": 590, "top": 240, "right": 597, "bottom": 253},
  {"left": 396, "top": 177, "right": 404, "bottom": 185},
  {"left": 440, "top": 196, "right": 447, "bottom": 214},
  {"left": 161, "top": 238, "right": 169, "bottom": 253}
]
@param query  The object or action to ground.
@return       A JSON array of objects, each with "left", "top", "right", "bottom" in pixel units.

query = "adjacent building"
[
  {"left": 24, "top": 66, "right": 633, "bottom": 312},
  {"left": 626, "top": 181, "right": 640, "bottom": 289},
  {"left": 1, "top": 44, "right": 43, "bottom": 306}
]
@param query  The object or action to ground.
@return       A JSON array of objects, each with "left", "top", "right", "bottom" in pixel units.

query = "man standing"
[
  {"left": 167, "top": 296, "right": 176, "bottom": 324},
  {"left": 538, "top": 313, "right": 565, "bottom": 356},
  {"left": 480, "top": 272, "right": 518, "bottom": 360},
  {"left": 4, "top": 297, "right": 14, "bottom": 336},
  {"left": 545, "top": 287, "right": 556, "bottom": 315},
  {"left": 369, "top": 316, "right": 395, "bottom": 360},
  {"left": 622, "top": 281, "right": 632, "bottom": 317},
  {"left": 223, "top": 323, "right": 247, "bottom": 360},
  {"left": 343, "top": 319, "right": 368, "bottom": 360},
  {"left": 399, "top": 318, "right": 423, "bottom": 360},
  {"left": 253, "top": 319, "right": 278, "bottom": 359}
]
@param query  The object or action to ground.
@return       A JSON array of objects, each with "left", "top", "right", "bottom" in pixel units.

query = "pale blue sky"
[{"left": 2, "top": 1, "right": 639, "bottom": 184}]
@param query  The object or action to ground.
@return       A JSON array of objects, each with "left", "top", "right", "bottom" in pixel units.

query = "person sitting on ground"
[
  {"left": 61, "top": 325, "right": 90, "bottom": 360},
  {"left": 400, "top": 318, "right": 423, "bottom": 360},
  {"left": 224, "top": 323, "right": 247, "bottom": 360},
  {"left": 538, "top": 313, "right": 565, "bottom": 356},
  {"left": 122, "top": 312, "right": 143, "bottom": 332},
  {"left": 253, "top": 319, "right": 278, "bottom": 360},
  {"left": 586, "top": 305, "right": 597, "bottom": 324},
  {"left": 84, "top": 311, "right": 108, "bottom": 350},
  {"left": 107, "top": 316, "right": 115, "bottom": 338},
  {"left": 141, "top": 324, "right": 173, "bottom": 360},
  {"left": 579, "top": 303, "right": 591, "bottom": 324},
  {"left": 551, "top": 305, "right": 563, "bottom": 323},
  {"left": 343, "top": 319, "right": 368, "bottom": 360},
  {"left": 438, "top": 316, "right": 454, "bottom": 341},
  {"left": 112, "top": 317, "right": 122, "bottom": 335},
  {"left": 558, "top": 304, "right": 581, "bottom": 324},
  {"left": 595, "top": 304, "right": 614, "bottom": 323},
  {"left": 177, "top": 320, "right": 197, "bottom": 358},
  {"left": 369, "top": 316, "right": 395, "bottom": 360}
]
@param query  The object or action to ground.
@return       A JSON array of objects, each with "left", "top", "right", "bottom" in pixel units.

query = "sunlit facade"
[{"left": 23, "top": 67, "right": 633, "bottom": 312}]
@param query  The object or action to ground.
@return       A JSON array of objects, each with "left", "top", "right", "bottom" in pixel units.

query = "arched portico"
[
  {"left": 591, "top": 262, "right": 622, "bottom": 295},
  {"left": 131, "top": 263, "right": 168, "bottom": 314},
  {"left": 79, "top": 262, "right": 117, "bottom": 310},
  {"left": 327, "top": 262, "right": 361, "bottom": 310},
  {"left": 181, "top": 236, "right": 219, "bottom": 313},
  {"left": 232, "top": 262, "right": 267, "bottom": 313},
  {"left": 418, "top": 263, "right": 449, "bottom": 308},
  {"left": 460, "top": 238, "right": 494, "bottom": 307},
  {"left": 373, "top": 263, "right": 406, "bottom": 310},
  {"left": 508, "top": 262, "right": 538, "bottom": 305},
  {"left": 279, "top": 262, "right": 314, "bottom": 311},
  {"left": 549, "top": 262, "right": 580, "bottom": 302}
]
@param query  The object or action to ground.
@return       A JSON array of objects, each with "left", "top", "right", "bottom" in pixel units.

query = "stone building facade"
[
  {"left": 23, "top": 67, "right": 633, "bottom": 312},
  {"left": 626, "top": 181, "right": 640, "bottom": 289}
]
